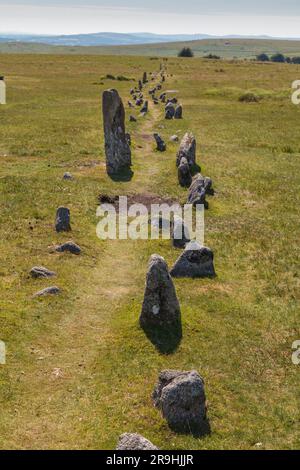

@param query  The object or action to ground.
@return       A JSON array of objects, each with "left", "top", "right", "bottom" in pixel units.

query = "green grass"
[
  {"left": 0, "top": 54, "right": 299, "bottom": 450},
  {"left": 2, "top": 38, "right": 300, "bottom": 59}
]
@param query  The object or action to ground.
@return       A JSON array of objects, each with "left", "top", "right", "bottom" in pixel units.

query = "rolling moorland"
[
  {"left": 1, "top": 38, "right": 300, "bottom": 58},
  {"left": 0, "top": 53, "right": 299, "bottom": 449}
]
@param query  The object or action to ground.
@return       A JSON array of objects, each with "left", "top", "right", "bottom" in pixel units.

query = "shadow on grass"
[
  {"left": 168, "top": 418, "right": 211, "bottom": 438},
  {"left": 190, "top": 163, "right": 201, "bottom": 177},
  {"left": 141, "top": 321, "right": 182, "bottom": 355},
  {"left": 108, "top": 168, "right": 134, "bottom": 182}
]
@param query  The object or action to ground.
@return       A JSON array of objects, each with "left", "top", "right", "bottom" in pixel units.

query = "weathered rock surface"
[
  {"left": 55, "top": 241, "right": 81, "bottom": 255},
  {"left": 170, "top": 241, "right": 215, "bottom": 278},
  {"left": 55, "top": 207, "right": 71, "bottom": 232},
  {"left": 176, "top": 133, "right": 196, "bottom": 167},
  {"left": 33, "top": 286, "right": 61, "bottom": 297},
  {"left": 154, "top": 133, "right": 166, "bottom": 152},
  {"left": 139, "top": 255, "right": 181, "bottom": 329},
  {"left": 170, "top": 135, "right": 179, "bottom": 142},
  {"left": 165, "top": 103, "right": 175, "bottom": 120},
  {"left": 63, "top": 172, "right": 73, "bottom": 180},
  {"left": 30, "top": 266, "right": 56, "bottom": 279},
  {"left": 171, "top": 216, "right": 191, "bottom": 249},
  {"left": 153, "top": 369, "right": 207, "bottom": 433},
  {"left": 102, "top": 89, "right": 131, "bottom": 175},
  {"left": 174, "top": 105, "right": 183, "bottom": 119},
  {"left": 116, "top": 433, "right": 158, "bottom": 451},
  {"left": 178, "top": 157, "right": 192, "bottom": 187},
  {"left": 187, "top": 174, "right": 214, "bottom": 208}
]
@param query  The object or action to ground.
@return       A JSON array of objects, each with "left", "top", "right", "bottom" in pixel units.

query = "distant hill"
[
  {"left": 1, "top": 31, "right": 298, "bottom": 47},
  {"left": 1, "top": 38, "right": 300, "bottom": 59}
]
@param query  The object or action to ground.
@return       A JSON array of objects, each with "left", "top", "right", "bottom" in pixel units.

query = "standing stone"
[
  {"left": 187, "top": 174, "right": 214, "bottom": 209},
  {"left": 55, "top": 207, "right": 71, "bottom": 232},
  {"left": 140, "top": 100, "right": 148, "bottom": 114},
  {"left": 102, "top": 89, "right": 131, "bottom": 175},
  {"left": 139, "top": 255, "right": 181, "bottom": 329},
  {"left": 165, "top": 103, "right": 175, "bottom": 120},
  {"left": 170, "top": 241, "right": 216, "bottom": 278},
  {"left": 153, "top": 370, "right": 208, "bottom": 434},
  {"left": 176, "top": 132, "right": 196, "bottom": 167},
  {"left": 154, "top": 133, "right": 166, "bottom": 152},
  {"left": 171, "top": 216, "right": 190, "bottom": 249},
  {"left": 138, "top": 80, "right": 143, "bottom": 90},
  {"left": 143, "top": 72, "right": 147, "bottom": 84},
  {"left": 129, "top": 115, "right": 137, "bottom": 122},
  {"left": 174, "top": 105, "right": 183, "bottom": 119},
  {"left": 116, "top": 433, "right": 158, "bottom": 451},
  {"left": 136, "top": 98, "right": 143, "bottom": 106},
  {"left": 178, "top": 157, "right": 192, "bottom": 187}
]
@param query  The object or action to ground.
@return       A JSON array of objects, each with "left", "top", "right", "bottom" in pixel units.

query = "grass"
[
  {"left": 1, "top": 38, "right": 300, "bottom": 59},
  {"left": 0, "top": 54, "right": 299, "bottom": 450}
]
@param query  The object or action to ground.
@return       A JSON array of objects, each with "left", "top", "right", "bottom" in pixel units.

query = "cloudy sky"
[{"left": 1, "top": 0, "right": 300, "bottom": 37}]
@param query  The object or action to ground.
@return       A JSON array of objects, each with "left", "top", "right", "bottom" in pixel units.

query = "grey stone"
[
  {"left": 55, "top": 207, "right": 71, "bottom": 232},
  {"left": 142, "top": 72, "right": 147, "bottom": 84},
  {"left": 63, "top": 172, "right": 73, "bottom": 180},
  {"left": 170, "top": 135, "right": 179, "bottom": 142},
  {"left": 55, "top": 241, "right": 81, "bottom": 255},
  {"left": 187, "top": 174, "right": 214, "bottom": 209},
  {"left": 170, "top": 241, "right": 215, "bottom": 278},
  {"left": 33, "top": 286, "right": 61, "bottom": 297},
  {"left": 140, "top": 100, "right": 148, "bottom": 114},
  {"left": 178, "top": 157, "right": 192, "bottom": 187},
  {"left": 176, "top": 132, "right": 196, "bottom": 167},
  {"left": 153, "top": 133, "right": 166, "bottom": 152},
  {"left": 102, "top": 89, "right": 131, "bottom": 175},
  {"left": 30, "top": 266, "right": 56, "bottom": 279},
  {"left": 165, "top": 103, "right": 175, "bottom": 120},
  {"left": 171, "top": 216, "right": 190, "bottom": 249},
  {"left": 136, "top": 98, "right": 143, "bottom": 106},
  {"left": 138, "top": 80, "right": 143, "bottom": 90},
  {"left": 139, "top": 255, "right": 181, "bottom": 329},
  {"left": 129, "top": 115, "right": 137, "bottom": 122},
  {"left": 116, "top": 433, "right": 158, "bottom": 451},
  {"left": 153, "top": 370, "right": 207, "bottom": 433},
  {"left": 174, "top": 105, "right": 183, "bottom": 119}
]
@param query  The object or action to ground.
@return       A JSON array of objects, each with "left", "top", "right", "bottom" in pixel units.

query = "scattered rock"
[
  {"left": 176, "top": 132, "right": 196, "bottom": 167},
  {"left": 30, "top": 266, "right": 56, "bottom": 279},
  {"left": 55, "top": 241, "right": 81, "bottom": 255},
  {"left": 136, "top": 98, "right": 143, "bottom": 106},
  {"left": 129, "top": 115, "right": 137, "bottom": 122},
  {"left": 174, "top": 105, "right": 183, "bottom": 119},
  {"left": 139, "top": 255, "right": 181, "bottom": 329},
  {"left": 55, "top": 207, "right": 71, "bottom": 232},
  {"left": 116, "top": 433, "right": 158, "bottom": 451},
  {"left": 102, "top": 89, "right": 131, "bottom": 175},
  {"left": 154, "top": 133, "right": 166, "bottom": 152},
  {"left": 170, "top": 135, "right": 179, "bottom": 142},
  {"left": 178, "top": 157, "right": 192, "bottom": 187},
  {"left": 33, "top": 286, "right": 61, "bottom": 297},
  {"left": 170, "top": 241, "right": 215, "bottom": 278},
  {"left": 63, "top": 172, "right": 73, "bottom": 180},
  {"left": 153, "top": 369, "right": 208, "bottom": 434},
  {"left": 187, "top": 174, "right": 214, "bottom": 208}
]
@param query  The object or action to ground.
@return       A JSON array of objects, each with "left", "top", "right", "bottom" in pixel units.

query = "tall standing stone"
[
  {"left": 102, "top": 89, "right": 131, "bottom": 175},
  {"left": 176, "top": 132, "right": 196, "bottom": 167},
  {"left": 139, "top": 255, "right": 181, "bottom": 329},
  {"left": 142, "top": 72, "right": 148, "bottom": 84},
  {"left": 55, "top": 207, "right": 71, "bottom": 232}
]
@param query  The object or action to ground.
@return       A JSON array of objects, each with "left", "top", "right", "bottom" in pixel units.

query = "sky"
[{"left": 1, "top": 0, "right": 300, "bottom": 37}]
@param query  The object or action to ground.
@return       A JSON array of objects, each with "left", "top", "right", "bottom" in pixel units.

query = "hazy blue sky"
[{"left": 1, "top": 1, "right": 300, "bottom": 36}]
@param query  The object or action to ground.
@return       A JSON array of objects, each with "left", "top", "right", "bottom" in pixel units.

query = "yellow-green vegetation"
[
  {"left": 0, "top": 54, "right": 299, "bottom": 450},
  {"left": 2, "top": 38, "right": 300, "bottom": 59}
]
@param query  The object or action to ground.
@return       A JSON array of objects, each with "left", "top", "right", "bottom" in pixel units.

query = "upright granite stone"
[
  {"left": 55, "top": 207, "right": 71, "bottom": 232},
  {"left": 102, "top": 89, "right": 131, "bottom": 175},
  {"left": 153, "top": 370, "right": 208, "bottom": 434},
  {"left": 176, "top": 132, "right": 196, "bottom": 167},
  {"left": 154, "top": 133, "right": 166, "bottom": 152},
  {"left": 140, "top": 100, "right": 148, "bottom": 114},
  {"left": 142, "top": 72, "right": 148, "bottom": 84},
  {"left": 139, "top": 255, "right": 181, "bottom": 329},
  {"left": 172, "top": 215, "right": 191, "bottom": 249},
  {"left": 170, "top": 241, "right": 216, "bottom": 278},
  {"left": 116, "top": 433, "right": 158, "bottom": 451},
  {"left": 174, "top": 105, "right": 183, "bottom": 119},
  {"left": 165, "top": 103, "right": 175, "bottom": 120},
  {"left": 178, "top": 157, "right": 192, "bottom": 187},
  {"left": 187, "top": 174, "right": 214, "bottom": 209}
]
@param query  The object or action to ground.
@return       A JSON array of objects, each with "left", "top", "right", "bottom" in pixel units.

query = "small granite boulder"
[
  {"left": 33, "top": 286, "right": 61, "bottom": 297},
  {"left": 174, "top": 105, "right": 183, "bottom": 119},
  {"left": 63, "top": 172, "right": 73, "bottom": 180},
  {"left": 116, "top": 433, "right": 158, "bottom": 451},
  {"left": 55, "top": 207, "right": 71, "bottom": 232},
  {"left": 30, "top": 266, "right": 56, "bottom": 279},
  {"left": 170, "top": 241, "right": 215, "bottom": 278},
  {"left": 55, "top": 241, "right": 81, "bottom": 255},
  {"left": 153, "top": 369, "right": 208, "bottom": 434}
]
